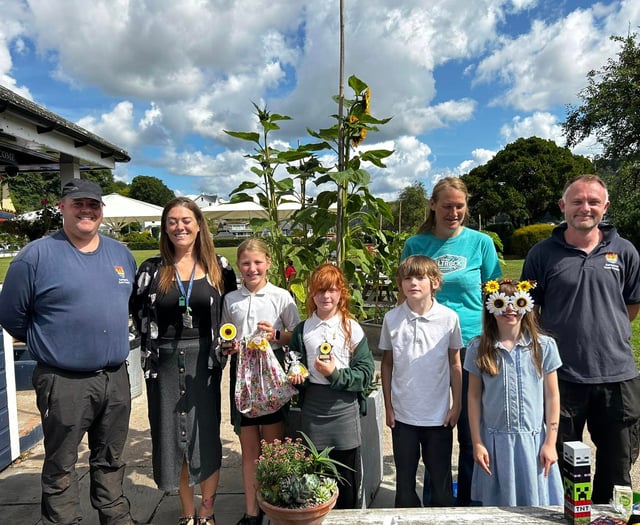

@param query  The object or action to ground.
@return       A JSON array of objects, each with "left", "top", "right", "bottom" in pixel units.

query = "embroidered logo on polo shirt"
[
  {"left": 603, "top": 252, "right": 620, "bottom": 272},
  {"left": 435, "top": 254, "right": 467, "bottom": 274},
  {"left": 114, "top": 265, "right": 131, "bottom": 284}
]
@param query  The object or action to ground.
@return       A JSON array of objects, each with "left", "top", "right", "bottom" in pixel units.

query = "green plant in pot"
[{"left": 256, "top": 432, "right": 347, "bottom": 508}]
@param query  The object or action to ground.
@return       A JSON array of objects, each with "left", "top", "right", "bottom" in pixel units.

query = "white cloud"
[
  {"left": 452, "top": 148, "right": 498, "bottom": 176},
  {"left": 76, "top": 101, "right": 139, "bottom": 148},
  {"left": 500, "top": 111, "right": 564, "bottom": 144},
  {"left": 473, "top": 5, "right": 627, "bottom": 111},
  {"left": 0, "top": 0, "right": 633, "bottom": 199},
  {"left": 397, "top": 99, "right": 477, "bottom": 135}
]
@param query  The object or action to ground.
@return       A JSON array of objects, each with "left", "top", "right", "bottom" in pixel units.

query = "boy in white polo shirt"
[{"left": 380, "top": 255, "right": 463, "bottom": 507}]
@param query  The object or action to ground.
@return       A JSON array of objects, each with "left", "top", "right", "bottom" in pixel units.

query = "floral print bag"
[{"left": 234, "top": 333, "right": 298, "bottom": 417}]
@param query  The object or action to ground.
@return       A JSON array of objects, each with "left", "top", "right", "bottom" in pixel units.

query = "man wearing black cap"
[{"left": 0, "top": 179, "right": 138, "bottom": 524}]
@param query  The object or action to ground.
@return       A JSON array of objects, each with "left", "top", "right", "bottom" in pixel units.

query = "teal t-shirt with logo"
[{"left": 401, "top": 227, "right": 502, "bottom": 345}]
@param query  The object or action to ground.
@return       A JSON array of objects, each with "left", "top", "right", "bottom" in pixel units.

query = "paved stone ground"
[{"left": 2, "top": 360, "right": 639, "bottom": 524}]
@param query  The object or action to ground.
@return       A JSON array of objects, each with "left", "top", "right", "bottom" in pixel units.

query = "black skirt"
[{"left": 146, "top": 337, "right": 222, "bottom": 490}]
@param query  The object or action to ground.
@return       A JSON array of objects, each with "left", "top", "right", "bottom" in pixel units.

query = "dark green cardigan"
[{"left": 288, "top": 320, "right": 374, "bottom": 416}]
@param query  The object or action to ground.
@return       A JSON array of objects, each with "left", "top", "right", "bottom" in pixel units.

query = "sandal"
[
  {"left": 178, "top": 517, "right": 196, "bottom": 525},
  {"left": 198, "top": 516, "right": 215, "bottom": 525}
]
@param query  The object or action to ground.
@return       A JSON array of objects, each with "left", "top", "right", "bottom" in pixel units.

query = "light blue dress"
[{"left": 464, "top": 333, "right": 564, "bottom": 506}]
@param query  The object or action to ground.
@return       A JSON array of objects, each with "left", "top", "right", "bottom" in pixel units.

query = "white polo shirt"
[
  {"left": 379, "top": 300, "right": 462, "bottom": 426},
  {"left": 303, "top": 312, "right": 364, "bottom": 385},
  {"left": 221, "top": 282, "right": 300, "bottom": 343}
]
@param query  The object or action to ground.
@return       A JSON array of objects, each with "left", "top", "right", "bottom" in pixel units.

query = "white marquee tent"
[
  {"left": 201, "top": 200, "right": 301, "bottom": 221},
  {"left": 101, "top": 193, "right": 164, "bottom": 232}
]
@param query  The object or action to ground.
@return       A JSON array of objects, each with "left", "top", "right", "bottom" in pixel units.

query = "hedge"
[{"left": 511, "top": 224, "right": 555, "bottom": 258}]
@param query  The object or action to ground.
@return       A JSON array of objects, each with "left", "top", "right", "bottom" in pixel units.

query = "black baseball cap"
[{"left": 60, "top": 179, "right": 104, "bottom": 203}]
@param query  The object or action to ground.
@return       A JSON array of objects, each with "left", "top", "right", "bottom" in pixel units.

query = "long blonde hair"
[
  {"left": 306, "top": 264, "right": 353, "bottom": 346},
  {"left": 475, "top": 280, "right": 542, "bottom": 377},
  {"left": 157, "top": 197, "right": 222, "bottom": 294},
  {"left": 418, "top": 176, "right": 469, "bottom": 234}
]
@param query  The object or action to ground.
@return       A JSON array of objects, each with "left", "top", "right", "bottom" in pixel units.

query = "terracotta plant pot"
[{"left": 256, "top": 489, "right": 338, "bottom": 525}]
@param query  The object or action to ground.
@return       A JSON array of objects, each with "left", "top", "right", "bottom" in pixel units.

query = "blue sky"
[{"left": 1, "top": 0, "right": 638, "bottom": 203}]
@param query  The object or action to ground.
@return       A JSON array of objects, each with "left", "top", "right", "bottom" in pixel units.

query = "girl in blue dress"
[{"left": 464, "top": 279, "right": 564, "bottom": 506}]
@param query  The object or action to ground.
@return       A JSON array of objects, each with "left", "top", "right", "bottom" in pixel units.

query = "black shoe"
[{"left": 236, "top": 514, "right": 260, "bottom": 525}]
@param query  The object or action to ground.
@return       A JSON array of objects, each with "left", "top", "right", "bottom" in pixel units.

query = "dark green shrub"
[
  {"left": 121, "top": 231, "right": 158, "bottom": 250},
  {"left": 212, "top": 237, "right": 244, "bottom": 248},
  {"left": 486, "top": 222, "right": 515, "bottom": 255},
  {"left": 511, "top": 224, "right": 555, "bottom": 258},
  {"left": 127, "top": 240, "right": 159, "bottom": 250}
]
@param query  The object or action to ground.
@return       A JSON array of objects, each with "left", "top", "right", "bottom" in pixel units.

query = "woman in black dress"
[{"left": 132, "top": 197, "right": 236, "bottom": 525}]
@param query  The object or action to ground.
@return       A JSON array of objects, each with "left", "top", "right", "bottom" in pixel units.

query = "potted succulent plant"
[{"left": 255, "top": 432, "right": 346, "bottom": 525}]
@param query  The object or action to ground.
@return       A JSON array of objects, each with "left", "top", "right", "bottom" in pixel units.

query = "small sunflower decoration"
[
  {"left": 219, "top": 323, "right": 237, "bottom": 341},
  {"left": 512, "top": 291, "right": 534, "bottom": 314},
  {"left": 486, "top": 292, "right": 509, "bottom": 315},
  {"left": 483, "top": 280, "right": 500, "bottom": 294},
  {"left": 319, "top": 342, "right": 333, "bottom": 362},
  {"left": 319, "top": 342, "right": 333, "bottom": 355},
  {"left": 516, "top": 280, "right": 536, "bottom": 293}
]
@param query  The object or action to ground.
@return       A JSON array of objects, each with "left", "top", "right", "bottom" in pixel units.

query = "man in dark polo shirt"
[{"left": 521, "top": 174, "right": 640, "bottom": 504}]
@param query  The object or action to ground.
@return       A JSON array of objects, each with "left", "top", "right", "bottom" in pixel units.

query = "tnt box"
[{"left": 562, "top": 441, "right": 591, "bottom": 525}]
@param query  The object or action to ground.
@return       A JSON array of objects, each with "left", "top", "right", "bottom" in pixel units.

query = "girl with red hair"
[{"left": 288, "top": 263, "right": 374, "bottom": 508}]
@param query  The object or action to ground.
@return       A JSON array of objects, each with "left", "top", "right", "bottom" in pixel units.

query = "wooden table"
[{"left": 322, "top": 504, "right": 623, "bottom": 524}]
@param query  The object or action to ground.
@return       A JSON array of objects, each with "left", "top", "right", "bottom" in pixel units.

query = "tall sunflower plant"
[{"left": 224, "top": 76, "right": 395, "bottom": 320}]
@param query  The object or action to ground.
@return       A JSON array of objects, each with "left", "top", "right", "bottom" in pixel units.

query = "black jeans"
[
  {"left": 423, "top": 348, "right": 474, "bottom": 506},
  {"left": 392, "top": 420, "right": 454, "bottom": 508},
  {"left": 557, "top": 377, "right": 640, "bottom": 504},
  {"left": 33, "top": 363, "right": 133, "bottom": 525}
]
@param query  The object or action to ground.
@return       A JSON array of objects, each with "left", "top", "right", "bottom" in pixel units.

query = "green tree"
[
  {"left": 462, "top": 137, "right": 593, "bottom": 227},
  {"left": 563, "top": 33, "right": 640, "bottom": 249},
  {"left": 564, "top": 34, "right": 640, "bottom": 163},
  {"left": 6, "top": 169, "right": 124, "bottom": 212},
  {"left": 395, "top": 181, "right": 428, "bottom": 232},
  {"left": 83, "top": 169, "right": 113, "bottom": 192},
  {"left": 129, "top": 175, "right": 175, "bottom": 206},
  {"left": 6, "top": 171, "right": 60, "bottom": 213},
  {"left": 599, "top": 160, "right": 640, "bottom": 249}
]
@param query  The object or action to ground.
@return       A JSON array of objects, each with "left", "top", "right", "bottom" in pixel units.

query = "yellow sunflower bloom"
[
  {"left": 516, "top": 280, "right": 533, "bottom": 293},
  {"left": 320, "top": 342, "right": 332, "bottom": 355},
  {"left": 484, "top": 280, "right": 500, "bottom": 294},
  {"left": 352, "top": 128, "right": 367, "bottom": 147}
]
